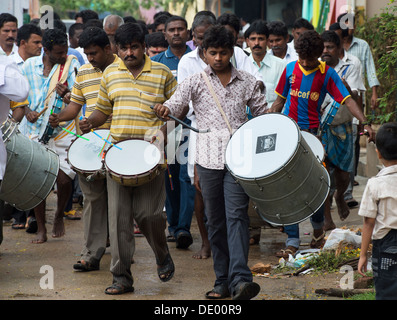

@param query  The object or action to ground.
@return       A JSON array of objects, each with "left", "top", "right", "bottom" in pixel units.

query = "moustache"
[
  {"left": 253, "top": 45, "right": 262, "bottom": 50},
  {"left": 6, "top": 37, "right": 15, "bottom": 41},
  {"left": 272, "top": 46, "right": 283, "bottom": 50},
  {"left": 124, "top": 55, "right": 136, "bottom": 60}
]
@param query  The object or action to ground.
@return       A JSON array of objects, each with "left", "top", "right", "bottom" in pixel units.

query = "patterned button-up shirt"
[{"left": 164, "top": 64, "right": 268, "bottom": 170}]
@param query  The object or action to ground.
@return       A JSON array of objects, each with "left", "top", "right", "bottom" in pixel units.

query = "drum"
[
  {"left": 0, "top": 118, "right": 59, "bottom": 210},
  {"left": 225, "top": 113, "right": 330, "bottom": 226},
  {"left": 67, "top": 129, "right": 110, "bottom": 180},
  {"left": 104, "top": 139, "right": 166, "bottom": 187},
  {"left": 301, "top": 131, "right": 325, "bottom": 162}
]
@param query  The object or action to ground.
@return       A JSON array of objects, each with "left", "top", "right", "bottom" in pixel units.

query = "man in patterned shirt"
[
  {"left": 154, "top": 25, "right": 267, "bottom": 300},
  {"left": 49, "top": 27, "right": 117, "bottom": 272},
  {"left": 79, "top": 23, "right": 177, "bottom": 295}
]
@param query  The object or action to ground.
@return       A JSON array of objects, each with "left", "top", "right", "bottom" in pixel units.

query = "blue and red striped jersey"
[{"left": 275, "top": 60, "right": 351, "bottom": 129}]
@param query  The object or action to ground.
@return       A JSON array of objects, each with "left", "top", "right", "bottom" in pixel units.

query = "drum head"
[
  {"left": 105, "top": 139, "right": 161, "bottom": 176},
  {"left": 68, "top": 129, "right": 110, "bottom": 172},
  {"left": 225, "top": 114, "right": 300, "bottom": 179},
  {"left": 301, "top": 131, "right": 325, "bottom": 162}
]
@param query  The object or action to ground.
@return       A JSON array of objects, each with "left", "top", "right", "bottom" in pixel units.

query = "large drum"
[
  {"left": 0, "top": 118, "right": 59, "bottom": 210},
  {"left": 301, "top": 131, "right": 325, "bottom": 163},
  {"left": 104, "top": 139, "right": 166, "bottom": 187},
  {"left": 67, "top": 129, "right": 110, "bottom": 181},
  {"left": 225, "top": 113, "right": 330, "bottom": 226}
]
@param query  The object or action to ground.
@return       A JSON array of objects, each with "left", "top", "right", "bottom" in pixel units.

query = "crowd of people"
[{"left": 0, "top": 7, "right": 396, "bottom": 300}]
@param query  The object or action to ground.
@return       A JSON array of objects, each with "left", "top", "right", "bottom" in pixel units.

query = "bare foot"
[
  {"left": 323, "top": 221, "right": 336, "bottom": 231},
  {"left": 31, "top": 233, "right": 47, "bottom": 244},
  {"left": 192, "top": 246, "right": 211, "bottom": 259},
  {"left": 52, "top": 218, "right": 65, "bottom": 238},
  {"left": 335, "top": 196, "right": 350, "bottom": 221}
]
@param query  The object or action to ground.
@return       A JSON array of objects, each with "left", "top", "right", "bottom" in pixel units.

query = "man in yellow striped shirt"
[
  {"left": 49, "top": 27, "right": 117, "bottom": 273},
  {"left": 79, "top": 23, "right": 177, "bottom": 295}
]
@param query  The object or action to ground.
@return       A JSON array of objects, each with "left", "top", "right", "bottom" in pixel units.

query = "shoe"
[
  {"left": 157, "top": 253, "right": 175, "bottom": 282},
  {"left": 176, "top": 233, "right": 193, "bottom": 249},
  {"left": 232, "top": 282, "right": 260, "bottom": 300},
  {"left": 166, "top": 234, "right": 176, "bottom": 242}
]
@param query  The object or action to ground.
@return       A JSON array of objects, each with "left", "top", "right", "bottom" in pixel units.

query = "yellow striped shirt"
[
  {"left": 70, "top": 55, "right": 119, "bottom": 129},
  {"left": 95, "top": 55, "right": 177, "bottom": 142}
]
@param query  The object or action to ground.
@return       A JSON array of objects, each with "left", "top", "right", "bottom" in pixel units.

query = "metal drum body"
[
  {"left": 67, "top": 129, "right": 110, "bottom": 180},
  {"left": 104, "top": 139, "right": 166, "bottom": 187},
  {"left": 225, "top": 113, "right": 330, "bottom": 226},
  {"left": 0, "top": 118, "right": 59, "bottom": 210}
]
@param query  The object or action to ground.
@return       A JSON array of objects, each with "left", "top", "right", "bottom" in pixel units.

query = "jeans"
[
  {"left": 283, "top": 204, "right": 325, "bottom": 248},
  {"left": 196, "top": 165, "right": 252, "bottom": 292}
]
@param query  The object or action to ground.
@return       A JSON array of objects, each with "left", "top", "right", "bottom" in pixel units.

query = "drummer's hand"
[
  {"left": 49, "top": 113, "right": 60, "bottom": 128},
  {"left": 26, "top": 110, "right": 39, "bottom": 123},
  {"left": 79, "top": 117, "right": 92, "bottom": 134},
  {"left": 56, "top": 82, "right": 69, "bottom": 99},
  {"left": 153, "top": 103, "right": 171, "bottom": 120},
  {"left": 363, "top": 125, "right": 376, "bottom": 143}
]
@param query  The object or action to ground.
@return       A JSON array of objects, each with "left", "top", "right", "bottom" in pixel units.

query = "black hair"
[
  {"left": 293, "top": 18, "right": 314, "bottom": 30},
  {"left": 83, "top": 19, "right": 103, "bottom": 30},
  {"left": 78, "top": 27, "right": 110, "bottom": 49},
  {"left": 123, "top": 16, "right": 137, "bottom": 24},
  {"left": 0, "top": 13, "right": 17, "bottom": 28},
  {"left": 69, "top": 23, "right": 84, "bottom": 37},
  {"left": 268, "top": 20, "right": 289, "bottom": 38},
  {"left": 244, "top": 19, "right": 269, "bottom": 39},
  {"left": 53, "top": 19, "right": 67, "bottom": 33},
  {"left": 165, "top": 15, "right": 188, "bottom": 30},
  {"left": 202, "top": 25, "right": 235, "bottom": 51},
  {"left": 154, "top": 11, "right": 172, "bottom": 20},
  {"left": 136, "top": 20, "right": 149, "bottom": 36},
  {"left": 40, "top": 10, "right": 60, "bottom": 21},
  {"left": 42, "top": 28, "right": 68, "bottom": 51},
  {"left": 216, "top": 13, "right": 241, "bottom": 34},
  {"left": 115, "top": 23, "right": 145, "bottom": 46},
  {"left": 321, "top": 30, "right": 341, "bottom": 47},
  {"left": 145, "top": 32, "right": 168, "bottom": 48},
  {"left": 295, "top": 30, "right": 324, "bottom": 60},
  {"left": 337, "top": 13, "right": 356, "bottom": 27},
  {"left": 75, "top": 10, "right": 99, "bottom": 24},
  {"left": 376, "top": 122, "right": 397, "bottom": 161},
  {"left": 329, "top": 22, "right": 349, "bottom": 38},
  {"left": 153, "top": 14, "right": 170, "bottom": 30},
  {"left": 16, "top": 23, "right": 42, "bottom": 46}
]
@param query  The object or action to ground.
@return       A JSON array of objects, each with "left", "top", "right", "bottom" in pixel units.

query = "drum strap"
[{"left": 201, "top": 71, "right": 233, "bottom": 135}]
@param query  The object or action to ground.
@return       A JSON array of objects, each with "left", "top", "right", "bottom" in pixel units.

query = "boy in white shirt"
[{"left": 358, "top": 122, "right": 397, "bottom": 300}]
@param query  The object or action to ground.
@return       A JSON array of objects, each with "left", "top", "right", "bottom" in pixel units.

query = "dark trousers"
[
  {"left": 196, "top": 165, "right": 252, "bottom": 293},
  {"left": 372, "top": 229, "right": 397, "bottom": 300}
]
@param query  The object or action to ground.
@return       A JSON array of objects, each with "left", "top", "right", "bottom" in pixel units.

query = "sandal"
[
  {"left": 73, "top": 259, "right": 100, "bottom": 272},
  {"left": 205, "top": 284, "right": 230, "bottom": 299},
  {"left": 157, "top": 253, "right": 175, "bottom": 282},
  {"left": 310, "top": 230, "right": 326, "bottom": 249},
  {"left": 275, "top": 246, "right": 298, "bottom": 259},
  {"left": 104, "top": 283, "right": 134, "bottom": 295}
]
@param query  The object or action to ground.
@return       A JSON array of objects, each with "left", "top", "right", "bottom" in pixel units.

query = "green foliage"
[{"left": 355, "top": 0, "right": 397, "bottom": 123}]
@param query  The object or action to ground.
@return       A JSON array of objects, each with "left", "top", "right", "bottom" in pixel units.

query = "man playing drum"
[
  {"left": 79, "top": 23, "right": 177, "bottom": 295},
  {"left": 270, "top": 30, "right": 374, "bottom": 257},
  {"left": 21, "top": 28, "right": 80, "bottom": 244},
  {"left": 49, "top": 27, "right": 117, "bottom": 272},
  {"left": 153, "top": 25, "right": 267, "bottom": 300}
]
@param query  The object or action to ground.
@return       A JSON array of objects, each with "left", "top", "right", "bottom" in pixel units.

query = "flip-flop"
[
  {"left": 205, "top": 284, "right": 230, "bottom": 299},
  {"left": 26, "top": 217, "right": 37, "bottom": 233},
  {"left": 104, "top": 284, "right": 134, "bottom": 295},
  {"left": 157, "top": 253, "right": 175, "bottom": 282}
]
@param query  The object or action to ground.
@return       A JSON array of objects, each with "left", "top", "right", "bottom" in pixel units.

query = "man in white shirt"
[
  {"left": 0, "top": 13, "right": 18, "bottom": 57},
  {"left": 267, "top": 20, "right": 298, "bottom": 64},
  {"left": 0, "top": 56, "right": 30, "bottom": 245},
  {"left": 245, "top": 20, "right": 286, "bottom": 109}
]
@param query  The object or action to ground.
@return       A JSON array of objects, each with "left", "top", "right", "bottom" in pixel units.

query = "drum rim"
[
  {"left": 66, "top": 128, "right": 110, "bottom": 174},
  {"left": 225, "top": 113, "right": 302, "bottom": 180},
  {"left": 104, "top": 138, "right": 163, "bottom": 178}
]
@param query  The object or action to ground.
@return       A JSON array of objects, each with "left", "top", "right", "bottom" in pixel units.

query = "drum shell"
[
  {"left": 230, "top": 136, "right": 330, "bottom": 226},
  {"left": 0, "top": 128, "right": 59, "bottom": 210}
]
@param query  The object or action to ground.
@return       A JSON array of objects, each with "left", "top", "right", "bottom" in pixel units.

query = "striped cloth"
[
  {"left": 70, "top": 55, "right": 119, "bottom": 129},
  {"left": 95, "top": 55, "right": 177, "bottom": 142},
  {"left": 322, "top": 121, "right": 354, "bottom": 172}
]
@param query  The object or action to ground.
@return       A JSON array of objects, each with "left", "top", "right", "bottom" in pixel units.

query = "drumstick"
[
  {"left": 37, "top": 106, "right": 48, "bottom": 118},
  {"left": 150, "top": 105, "right": 210, "bottom": 133},
  {"left": 91, "top": 129, "right": 122, "bottom": 150},
  {"left": 61, "top": 127, "right": 90, "bottom": 141}
]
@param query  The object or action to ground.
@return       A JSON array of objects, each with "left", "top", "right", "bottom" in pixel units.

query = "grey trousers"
[
  {"left": 106, "top": 172, "right": 168, "bottom": 287},
  {"left": 78, "top": 174, "right": 108, "bottom": 263}
]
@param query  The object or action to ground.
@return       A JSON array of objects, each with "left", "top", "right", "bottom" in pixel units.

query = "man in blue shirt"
[{"left": 151, "top": 16, "right": 195, "bottom": 250}]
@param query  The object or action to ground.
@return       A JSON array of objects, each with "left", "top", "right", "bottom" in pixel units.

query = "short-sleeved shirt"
[
  {"left": 358, "top": 164, "right": 397, "bottom": 240},
  {"left": 275, "top": 60, "right": 351, "bottom": 129},
  {"left": 95, "top": 55, "right": 177, "bottom": 142},
  {"left": 70, "top": 54, "right": 119, "bottom": 129},
  {"left": 151, "top": 46, "right": 192, "bottom": 81}
]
